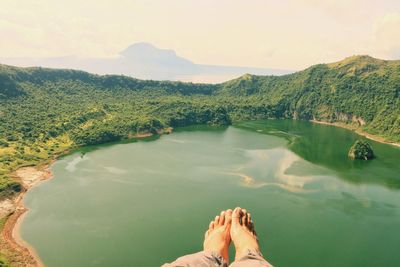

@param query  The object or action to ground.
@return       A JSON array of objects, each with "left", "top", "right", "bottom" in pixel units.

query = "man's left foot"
[{"left": 203, "top": 209, "right": 233, "bottom": 263}]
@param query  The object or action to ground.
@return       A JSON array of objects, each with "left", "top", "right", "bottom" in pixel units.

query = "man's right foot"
[{"left": 231, "top": 207, "right": 261, "bottom": 261}]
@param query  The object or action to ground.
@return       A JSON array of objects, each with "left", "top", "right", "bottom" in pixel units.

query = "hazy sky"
[{"left": 1, "top": 0, "right": 400, "bottom": 70}]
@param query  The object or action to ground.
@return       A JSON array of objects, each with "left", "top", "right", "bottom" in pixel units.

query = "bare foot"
[
  {"left": 231, "top": 207, "right": 260, "bottom": 261},
  {"left": 203, "top": 209, "right": 233, "bottom": 263}
]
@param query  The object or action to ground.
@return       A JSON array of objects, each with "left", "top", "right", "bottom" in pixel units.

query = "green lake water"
[{"left": 20, "top": 120, "right": 400, "bottom": 267}]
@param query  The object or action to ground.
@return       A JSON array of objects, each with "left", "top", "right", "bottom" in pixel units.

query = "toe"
[
  {"left": 232, "top": 207, "right": 242, "bottom": 225},
  {"left": 242, "top": 210, "right": 248, "bottom": 226},
  {"left": 249, "top": 214, "right": 255, "bottom": 231},
  {"left": 250, "top": 221, "right": 254, "bottom": 232},
  {"left": 214, "top": 215, "right": 220, "bottom": 226},
  {"left": 219, "top": 211, "right": 225, "bottom": 225},
  {"left": 224, "top": 209, "right": 233, "bottom": 225},
  {"left": 242, "top": 209, "right": 248, "bottom": 218},
  {"left": 247, "top": 213, "right": 252, "bottom": 227},
  {"left": 209, "top": 221, "right": 215, "bottom": 230}
]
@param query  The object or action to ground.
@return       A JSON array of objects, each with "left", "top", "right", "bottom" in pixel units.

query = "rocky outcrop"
[{"left": 348, "top": 140, "right": 375, "bottom": 160}]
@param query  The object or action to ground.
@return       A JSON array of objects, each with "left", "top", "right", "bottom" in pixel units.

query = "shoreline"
[
  {"left": 310, "top": 120, "right": 400, "bottom": 148},
  {"left": 0, "top": 129, "right": 172, "bottom": 266},
  {"left": 0, "top": 164, "right": 54, "bottom": 267},
  {"left": 13, "top": 209, "right": 44, "bottom": 267},
  {"left": 0, "top": 122, "right": 397, "bottom": 266}
]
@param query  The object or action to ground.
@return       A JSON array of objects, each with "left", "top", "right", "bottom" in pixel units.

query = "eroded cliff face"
[
  {"left": 334, "top": 112, "right": 366, "bottom": 126},
  {"left": 293, "top": 108, "right": 366, "bottom": 127}
]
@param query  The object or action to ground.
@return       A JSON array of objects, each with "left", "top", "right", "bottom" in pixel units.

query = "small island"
[{"left": 348, "top": 140, "right": 375, "bottom": 160}]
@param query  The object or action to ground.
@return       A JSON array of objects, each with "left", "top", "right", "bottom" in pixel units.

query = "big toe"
[
  {"left": 232, "top": 207, "right": 243, "bottom": 226},
  {"left": 224, "top": 209, "right": 232, "bottom": 226}
]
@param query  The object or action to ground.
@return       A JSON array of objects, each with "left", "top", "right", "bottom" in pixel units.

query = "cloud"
[
  {"left": 372, "top": 12, "right": 400, "bottom": 58},
  {"left": 1, "top": 0, "right": 400, "bottom": 69},
  {"left": 294, "top": 0, "right": 369, "bottom": 21}
]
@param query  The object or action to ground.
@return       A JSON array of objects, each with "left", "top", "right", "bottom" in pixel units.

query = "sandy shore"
[
  {"left": 0, "top": 165, "right": 53, "bottom": 267},
  {"left": 310, "top": 120, "right": 400, "bottom": 148}
]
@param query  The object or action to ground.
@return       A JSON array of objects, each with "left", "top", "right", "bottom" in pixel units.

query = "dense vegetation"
[
  {"left": 0, "top": 55, "right": 399, "bottom": 197},
  {"left": 348, "top": 140, "right": 375, "bottom": 160}
]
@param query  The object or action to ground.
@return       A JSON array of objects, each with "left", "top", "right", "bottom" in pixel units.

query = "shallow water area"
[{"left": 20, "top": 120, "right": 400, "bottom": 267}]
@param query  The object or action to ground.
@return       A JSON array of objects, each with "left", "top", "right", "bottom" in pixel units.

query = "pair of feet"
[{"left": 203, "top": 207, "right": 260, "bottom": 264}]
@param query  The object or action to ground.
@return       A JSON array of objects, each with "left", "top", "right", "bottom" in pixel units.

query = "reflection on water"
[
  {"left": 324, "top": 192, "right": 398, "bottom": 217},
  {"left": 235, "top": 120, "right": 400, "bottom": 189},
  {"left": 103, "top": 166, "right": 127, "bottom": 174},
  {"left": 220, "top": 148, "right": 323, "bottom": 193},
  {"left": 65, "top": 155, "right": 88, "bottom": 172},
  {"left": 21, "top": 121, "right": 400, "bottom": 267}
]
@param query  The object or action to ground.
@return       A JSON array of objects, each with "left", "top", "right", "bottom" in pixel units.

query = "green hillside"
[
  {"left": 218, "top": 55, "right": 400, "bottom": 138},
  {"left": 0, "top": 55, "right": 399, "bottom": 197}
]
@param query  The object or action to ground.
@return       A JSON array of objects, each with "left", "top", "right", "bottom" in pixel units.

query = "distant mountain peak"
[
  {"left": 127, "top": 42, "right": 156, "bottom": 49},
  {"left": 119, "top": 42, "right": 186, "bottom": 60},
  {"left": 120, "top": 42, "right": 164, "bottom": 56}
]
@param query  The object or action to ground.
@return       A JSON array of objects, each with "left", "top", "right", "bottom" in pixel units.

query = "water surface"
[{"left": 21, "top": 120, "right": 400, "bottom": 266}]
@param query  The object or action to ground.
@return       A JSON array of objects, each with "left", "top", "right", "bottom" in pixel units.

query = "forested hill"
[
  {"left": 218, "top": 55, "right": 400, "bottom": 138},
  {"left": 0, "top": 55, "right": 399, "bottom": 197}
]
